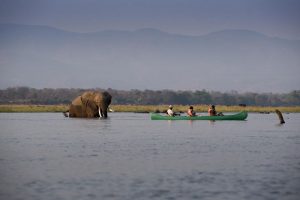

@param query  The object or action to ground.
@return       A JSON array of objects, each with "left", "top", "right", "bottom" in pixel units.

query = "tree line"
[{"left": 0, "top": 87, "right": 299, "bottom": 106}]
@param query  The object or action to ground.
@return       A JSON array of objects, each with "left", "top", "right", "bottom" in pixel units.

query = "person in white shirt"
[{"left": 167, "top": 105, "right": 175, "bottom": 116}]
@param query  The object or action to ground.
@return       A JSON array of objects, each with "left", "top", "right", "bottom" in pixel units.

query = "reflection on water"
[{"left": 0, "top": 112, "right": 299, "bottom": 200}]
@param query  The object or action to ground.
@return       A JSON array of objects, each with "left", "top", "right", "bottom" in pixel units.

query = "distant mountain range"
[{"left": 0, "top": 24, "right": 299, "bottom": 92}]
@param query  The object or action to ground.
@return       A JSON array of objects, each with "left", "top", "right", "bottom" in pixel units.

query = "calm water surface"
[{"left": 0, "top": 112, "right": 299, "bottom": 200}]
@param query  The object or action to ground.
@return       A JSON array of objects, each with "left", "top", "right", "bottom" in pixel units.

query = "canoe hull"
[{"left": 151, "top": 111, "right": 248, "bottom": 120}]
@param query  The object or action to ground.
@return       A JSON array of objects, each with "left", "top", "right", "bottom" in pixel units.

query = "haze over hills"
[{"left": 0, "top": 24, "right": 299, "bottom": 92}]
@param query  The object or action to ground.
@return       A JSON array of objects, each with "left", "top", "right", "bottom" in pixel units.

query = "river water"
[{"left": 0, "top": 112, "right": 299, "bottom": 200}]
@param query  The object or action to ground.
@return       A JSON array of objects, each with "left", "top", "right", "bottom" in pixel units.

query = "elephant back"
[
  {"left": 81, "top": 91, "right": 97, "bottom": 100},
  {"left": 81, "top": 91, "right": 112, "bottom": 105},
  {"left": 71, "top": 96, "right": 83, "bottom": 106}
]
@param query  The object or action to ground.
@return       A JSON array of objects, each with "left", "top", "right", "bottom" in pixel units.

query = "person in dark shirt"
[
  {"left": 208, "top": 105, "right": 223, "bottom": 116},
  {"left": 208, "top": 105, "right": 217, "bottom": 116}
]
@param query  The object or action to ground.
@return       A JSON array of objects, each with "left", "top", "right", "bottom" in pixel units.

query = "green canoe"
[{"left": 151, "top": 111, "right": 248, "bottom": 120}]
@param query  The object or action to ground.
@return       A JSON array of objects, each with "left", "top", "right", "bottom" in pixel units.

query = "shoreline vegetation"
[
  {"left": 0, "top": 104, "right": 300, "bottom": 113},
  {"left": 1, "top": 87, "right": 300, "bottom": 107}
]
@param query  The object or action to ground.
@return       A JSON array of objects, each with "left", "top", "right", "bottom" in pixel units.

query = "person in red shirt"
[
  {"left": 187, "top": 106, "right": 197, "bottom": 117},
  {"left": 208, "top": 105, "right": 217, "bottom": 116}
]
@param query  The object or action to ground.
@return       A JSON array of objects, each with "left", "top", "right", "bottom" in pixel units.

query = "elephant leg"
[
  {"left": 103, "top": 110, "right": 108, "bottom": 118},
  {"left": 69, "top": 105, "right": 79, "bottom": 117},
  {"left": 68, "top": 105, "right": 74, "bottom": 117},
  {"left": 69, "top": 105, "right": 87, "bottom": 118}
]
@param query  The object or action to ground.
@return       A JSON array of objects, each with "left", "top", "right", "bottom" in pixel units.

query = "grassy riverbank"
[
  {"left": 0, "top": 104, "right": 299, "bottom": 113},
  {"left": 0, "top": 105, "right": 69, "bottom": 113}
]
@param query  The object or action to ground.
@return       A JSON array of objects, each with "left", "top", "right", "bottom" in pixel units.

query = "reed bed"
[
  {"left": 0, "top": 104, "right": 299, "bottom": 113},
  {"left": 0, "top": 104, "right": 68, "bottom": 113}
]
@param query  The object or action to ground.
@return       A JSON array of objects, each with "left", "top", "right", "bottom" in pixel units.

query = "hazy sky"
[
  {"left": 1, "top": 0, "right": 300, "bottom": 39},
  {"left": 0, "top": 0, "right": 299, "bottom": 92}
]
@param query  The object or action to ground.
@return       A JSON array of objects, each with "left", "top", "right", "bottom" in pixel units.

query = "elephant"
[{"left": 63, "top": 91, "right": 112, "bottom": 118}]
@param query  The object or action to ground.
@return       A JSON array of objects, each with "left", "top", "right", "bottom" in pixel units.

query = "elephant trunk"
[{"left": 103, "top": 108, "right": 108, "bottom": 118}]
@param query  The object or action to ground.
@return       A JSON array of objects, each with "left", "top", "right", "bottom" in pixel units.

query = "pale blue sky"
[{"left": 0, "top": 0, "right": 300, "bottom": 39}]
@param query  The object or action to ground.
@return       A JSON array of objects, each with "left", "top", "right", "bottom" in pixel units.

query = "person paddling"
[
  {"left": 187, "top": 106, "right": 197, "bottom": 117},
  {"left": 167, "top": 105, "right": 175, "bottom": 116},
  {"left": 167, "top": 105, "right": 180, "bottom": 116},
  {"left": 208, "top": 105, "right": 223, "bottom": 116},
  {"left": 208, "top": 105, "right": 217, "bottom": 116}
]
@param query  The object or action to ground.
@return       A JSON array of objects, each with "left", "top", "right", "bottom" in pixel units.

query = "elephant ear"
[
  {"left": 80, "top": 97, "right": 97, "bottom": 109},
  {"left": 87, "top": 100, "right": 98, "bottom": 110},
  {"left": 80, "top": 97, "right": 99, "bottom": 117},
  {"left": 80, "top": 96, "right": 88, "bottom": 107}
]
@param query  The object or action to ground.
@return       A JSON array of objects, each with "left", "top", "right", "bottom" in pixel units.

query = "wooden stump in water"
[{"left": 275, "top": 109, "right": 285, "bottom": 124}]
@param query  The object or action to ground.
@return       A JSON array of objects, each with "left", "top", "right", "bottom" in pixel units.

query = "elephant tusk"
[{"left": 99, "top": 108, "right": 103, "bottom": 117}]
